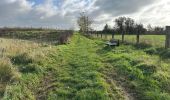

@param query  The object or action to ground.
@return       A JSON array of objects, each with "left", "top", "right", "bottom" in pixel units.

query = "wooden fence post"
[
  {"left": 112, "top": 32, "right": 114, "bottom": 39},
  {"left": 101, "top": 33, "right": 103, "bottom": 38},
  {"left": 165, "top": 26, "right": 170, "bottom": 48}
]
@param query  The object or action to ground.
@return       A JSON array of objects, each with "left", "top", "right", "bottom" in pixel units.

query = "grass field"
[
  {"left": 0, "top": 33, "right": 170, "bottom": 100},
  {"left": 92, "top": 34, "right": 166, "bottom": 47}
]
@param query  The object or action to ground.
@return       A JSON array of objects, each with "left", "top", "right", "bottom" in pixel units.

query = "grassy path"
[
  {"left": 34, "top": 33, "right": 131, "bottom": 100},
  {"left": 2, "top": 33, "right": 170, "bottom": 100}
]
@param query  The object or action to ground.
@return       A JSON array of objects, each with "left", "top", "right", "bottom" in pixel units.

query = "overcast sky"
[{"left": 0, "top": 0, "right": 169, "bottom": 30}]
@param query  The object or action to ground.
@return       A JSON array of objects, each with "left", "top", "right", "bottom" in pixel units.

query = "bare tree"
[
  {"left": 103, "top": 24, "right": 109, "bottom": 39},
  {"left": 135, "top": 23, "right": 146, "bottom": 44},
  {"left": 77, "top": 12, "right": 93, "bottom": 35},
  {"left": 153, "top": 26, "right": 164, "bottom": 34},
  {"left": 125, "top": 18, "right": 135, "bottom": 34},
  {"left": 147, "top": 24, "right": 153, "bottom": 33},
  {"left": 103, "top": 24, "right": 109, "bottom": 32},
  {"left": 115, "top": 17, "right": 126, "bottom": 42}
]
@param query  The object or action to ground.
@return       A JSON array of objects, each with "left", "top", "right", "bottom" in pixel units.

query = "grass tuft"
[
  {"left": 0, "top": 58, "right": 20, "bottom": 83},
  {"left": 11, "top": 53, "right": 33, "bottom": 65}
]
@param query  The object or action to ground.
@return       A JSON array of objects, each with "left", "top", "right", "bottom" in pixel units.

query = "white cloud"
[
  {"left": 34, "top": 0, "right": 59, "bottom": 19},
  {"left": 124, "top": 0, "right": 170, "bottom": 27},
  {"left": 0, "top": 0, "right": 169, "bottom": 30}
]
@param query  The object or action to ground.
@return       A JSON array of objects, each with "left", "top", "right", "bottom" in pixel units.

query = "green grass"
[
  {"left": 100, "top": 45, "right": 170, "bottom": 100},
  {"left": 1, "top": 33, "right": 125, "bottom": 100},
  {"left": 93, "top": 34, "right": 170, "bottom": 99},
  {"left": 1, "top": 33, "right": 170, "bottom": 100},
  {"left": 93, "top": 34, "right": 165, "bottom": 47},
  {"left": 38, "top": 34, "right": 124, "bottom": 100}
]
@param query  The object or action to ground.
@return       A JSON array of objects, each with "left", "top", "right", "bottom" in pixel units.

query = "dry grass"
[
  {"left": 0, "top": 38, "right": 51, "bottom": 98},
  {"left": 0, "top": 58, "right": 20, "bottom": 83},
  {"left": 0, "top": 38, "right": 41, "bottom": 57}
]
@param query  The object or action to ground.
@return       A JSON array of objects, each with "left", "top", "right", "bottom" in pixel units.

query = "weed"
[
  {"left": 144, "top": 47, "right": 158, "bottom": 55},
  {"left": 160, "top": 48, "right": 170, "bottom": 59},
  {"left": 19, "top": 63, "right": 42, "bottom": 73},
  {"left": 0, "top": 58, "right": 20, "bottom": 83},
  {"left": 11, "top": 53, "right": 33, "bottom": 65}
]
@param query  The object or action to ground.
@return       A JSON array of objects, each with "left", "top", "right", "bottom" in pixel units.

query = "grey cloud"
[
  {"left": 93, "top": 0, "right": 156, "bottom": 16},
  {"left": 0, "top": 0, "right": 75, "bottom": 29},
  {"left": 0, "top": 0, "right": 168, "bottom": 29}
]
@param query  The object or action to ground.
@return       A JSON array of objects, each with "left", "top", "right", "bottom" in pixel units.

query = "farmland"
[
  {"left": 0, "top": 31, "right": 170, "bottom": 100},
  {"left": 92, "top": 34, "right": 166, "bottom": 47},
  {"left": 1, "top": 0, "right": 170, "bottom": 99}
]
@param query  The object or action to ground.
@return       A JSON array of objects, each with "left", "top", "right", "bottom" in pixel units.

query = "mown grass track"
[
  {"left": 2, "top": 33, "right": 170, "bottom": 100},
  {"left": 34, "top": 33, "right": 127, "bottom": 100}
]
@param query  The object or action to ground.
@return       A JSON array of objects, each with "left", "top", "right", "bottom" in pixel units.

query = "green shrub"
[
  {"left": 135, "top": 63, "right": 157, "bottom": 75},
  {"left": 134, "top": 43, "right": 152, "bottom": 49},
  {"left": 0, "top": 84, "right": 6, "bottom": 97},
  {"left": 152, "top": 72, "right": 170, "bottom": 92},
  {"left": 144, "top": 91, "right": 170, "bottom": 100},
  {"left": 160, "top": 49, "right": 170, "bottom": 59},
  {"left": 19, "top": 63, "right": 42, "bottom": 73},
  {"left": 144, "top": 48, "right": 157, "bottom": 55},
  {"left": 0, "top": 58, "right": 20, "bottom": 83},
  {"left": 11, "top": 53, "right": 33, "bottom": 65}
]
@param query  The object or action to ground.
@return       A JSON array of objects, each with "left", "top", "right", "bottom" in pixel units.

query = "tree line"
[{"left": 77, "top": 13, "right": 165, "bottom": 44}]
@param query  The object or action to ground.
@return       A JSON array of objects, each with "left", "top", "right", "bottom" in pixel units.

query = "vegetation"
[
  {"left": 92, "top": 16, "right": 165, "bottom": 45},
  {"left": 0, "top": 29, "right": 73, "bottom": 45},
  {"left": 77, "top": 12, "right": 93, "bottom": 35},
  {"left": 0, "top": 29, "right": 170, "bottom": 100}
]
